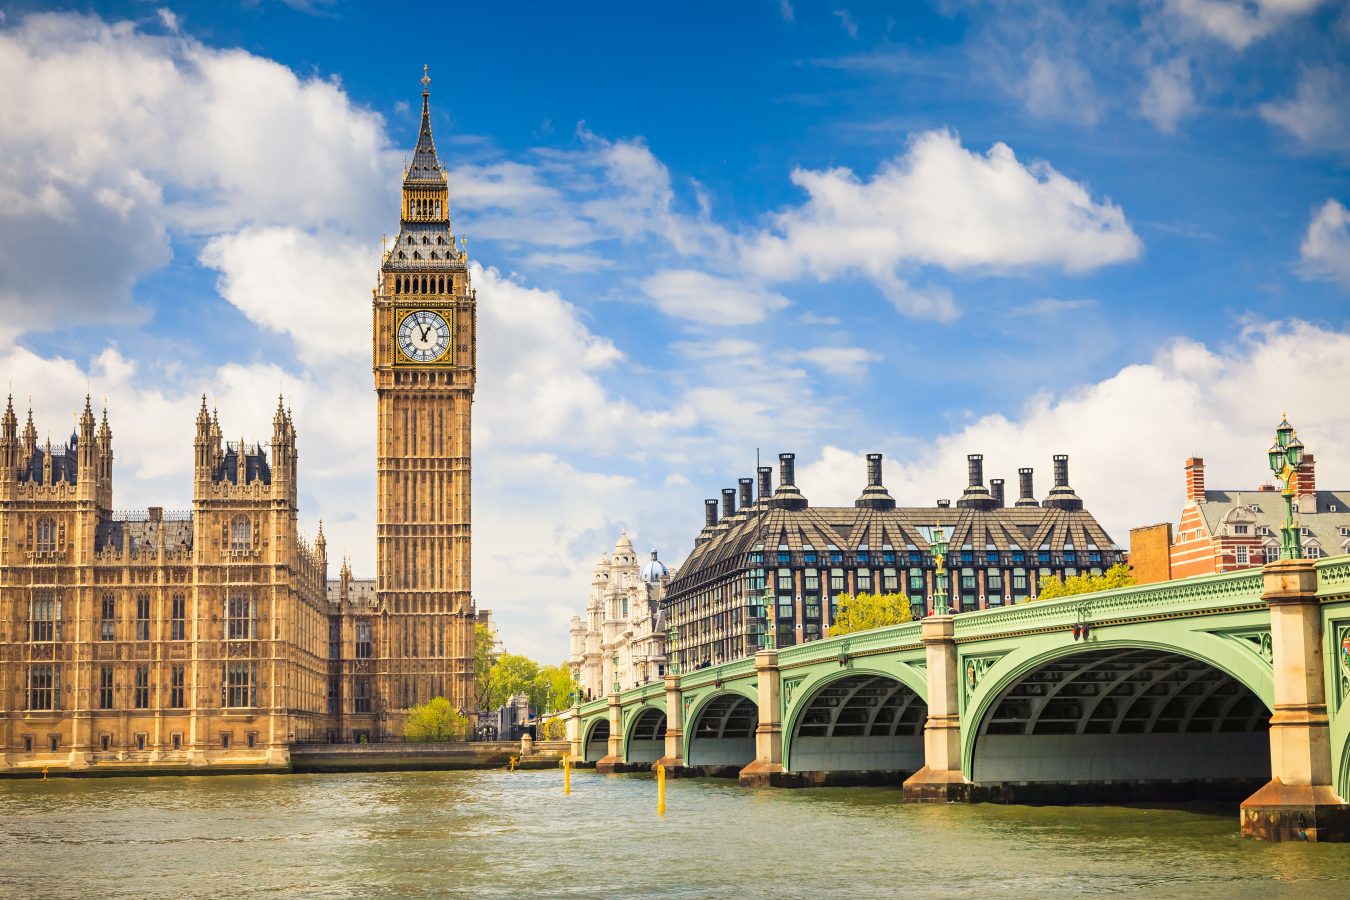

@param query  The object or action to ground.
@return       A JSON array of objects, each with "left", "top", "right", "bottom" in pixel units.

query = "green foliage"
[
  {"left": 530, "top": 664, "right": 574, "bottom": 715},
  {"left": 485, "top": 653, "right": 540, "bottom": 712},
  {"left": 827, "top": 592, "right": 914, "bottom": 637},
  {"left": 540, "top": 716, "right": 567, "bottom": 741},
  {"left": 473, "top": 623, "right": 497, "bottom": 710},
  {"left": 402, "top": 696, "right": 469, "bottom": 743},
  {"left": 1035, "top": 564, "right": 1135, "bottom": 600}
]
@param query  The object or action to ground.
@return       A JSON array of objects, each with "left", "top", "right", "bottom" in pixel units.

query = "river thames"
[{"left": 4, "top": 770, "right": 1350, "bottom": 898}]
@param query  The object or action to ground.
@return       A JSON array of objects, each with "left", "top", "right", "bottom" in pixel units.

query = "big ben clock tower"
[{"left": 373, "top": 67, "right": 476, "bottom": 725}]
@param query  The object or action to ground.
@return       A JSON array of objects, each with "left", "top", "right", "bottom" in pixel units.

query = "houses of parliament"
[{"left": 0, "top": 73, "right": 476, "bottom": 772}]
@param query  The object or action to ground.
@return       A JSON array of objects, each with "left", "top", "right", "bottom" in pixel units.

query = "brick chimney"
[
  {"left": 1185, "top": 457, "right": 1205, "bottom": 503},
  {"left": 1297, "top": 454, "right": 1316, "bottom": 511}
]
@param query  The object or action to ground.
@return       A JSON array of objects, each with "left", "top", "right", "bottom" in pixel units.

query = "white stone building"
[{"left": 569, "top": 532, "right": 671, "bottom": 702}]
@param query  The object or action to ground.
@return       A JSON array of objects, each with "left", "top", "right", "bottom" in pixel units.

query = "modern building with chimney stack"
[
  {"left": 662, "top": 450, "right": 1122, "bottom": 670},
  {"left": 1130, "top": 417, "right": 1349, "bottom": 584}
]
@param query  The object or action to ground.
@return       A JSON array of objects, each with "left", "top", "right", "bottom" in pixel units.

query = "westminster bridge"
[{"left": 568, "top": 557, "right": 1350, "bottom": 841}]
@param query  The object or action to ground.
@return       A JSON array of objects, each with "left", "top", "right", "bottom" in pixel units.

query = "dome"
[{"left": 640, "top": 549, "right": 669, "bottom": 583}]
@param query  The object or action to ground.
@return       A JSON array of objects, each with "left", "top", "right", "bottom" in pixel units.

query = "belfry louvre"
[{"left": 663, "top": 452, "right": 1123, "bottom": 671}]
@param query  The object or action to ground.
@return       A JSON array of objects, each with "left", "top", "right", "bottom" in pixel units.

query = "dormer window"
[
  {"left": 1232, "top": 525, "right": 1248, "bottom": 534},
  {"left": 398, "top": 251, "right": 406, "bottom": 260},
  {"left": 413, "top": 252, "right": 421, "bottom": 260},
  {"left": 437, "top": 236, "right": 445, "bottom": 245},
  {"left": 422, "top": 236, "right": 429, "bottom": 245},
  {"left": 407, "top": 236, "right": 414, "bottom": 245}
]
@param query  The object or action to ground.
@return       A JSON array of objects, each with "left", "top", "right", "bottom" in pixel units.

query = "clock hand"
[{"left": 419, "top": 325, "right": 432, "bottom": 342}]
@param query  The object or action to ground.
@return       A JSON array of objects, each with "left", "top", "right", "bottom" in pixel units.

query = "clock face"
[{"left": 398, "top": 310, "right": 451, "bottom": 363}]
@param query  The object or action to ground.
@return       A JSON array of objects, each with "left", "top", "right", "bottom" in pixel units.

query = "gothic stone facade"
[
  {"left": 664, "top": 452, "right": 1124, "bottom": 671},
  {"left": 373, "top": 75, "right": 478, "bottom": 728},
  {"left": 0, "top": 396, "right": 330, "bottom": 772}
]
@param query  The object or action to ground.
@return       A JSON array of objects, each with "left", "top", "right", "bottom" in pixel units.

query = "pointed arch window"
[
  {"left": 407, "top": 235, "right": 414, "bottom": 245},
  {"left": 230, "top": 516, "right": 251, "bottom": 553},
  {"left": 422, "top": 236, "right": 429, "bottom": 245},
  {"left": 413, "top": 251, "right": 421, "bottom": 260},
  {"left": 35, "top": 517, "right": 56, "bottom": 553}
]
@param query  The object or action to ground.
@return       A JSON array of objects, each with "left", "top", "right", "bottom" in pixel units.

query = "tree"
[
  {"left": 539, "top": 716, "right": 567, "bottom": 741},
  {"left": 403, "top": 697, "right": 469, "bottom": 743},
  {"left": 529, "top": 664, "right": 575, "bottom": 714},
  {"left": 827, "top": 592, "right": 913, "bottom": 637},
  {"left": 485, "top": 653, "right": 540, "bottom": 711},
  {"left": 473, "top": 623, "right": 497, "bottom": 711},
  {"left": 1034, "top": 564, "right": 1135, "bottom": 601}
]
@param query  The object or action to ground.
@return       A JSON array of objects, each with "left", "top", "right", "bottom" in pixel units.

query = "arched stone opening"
[
  {"left": 972, "top": 647, "right": 1271, "bottom": 800},
  {"left": 583, "top": 719, "right": 609, "bottom": 763},
  {"left": 626, "top": 708, "right": 667, "bottom": 764},
  {"left": 687, "top": 694, "right": 758, "bottom": 770},
  {"left": 787, "top": 673, "right": 927, "bottom": 783}
]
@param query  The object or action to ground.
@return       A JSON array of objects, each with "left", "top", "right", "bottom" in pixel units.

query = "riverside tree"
[
  {"left": 1034, "top": 563, "right": 1135, "bottom": 600},
  {"left": 403, "top": 697, "right": 469, "bottom": 742},
  {"left": 827, "top": 592, "right": 914, "bottom": 637}
]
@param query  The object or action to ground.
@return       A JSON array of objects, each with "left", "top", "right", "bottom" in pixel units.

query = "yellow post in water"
[
  {"left": 41, "top": 766, "right": 48, "bottom": 782},
  {"left": 656, "top": 763, "right": 666, "bottom": 815},
  {"left": 509, "top": 756, "right": 517, "bottom": 771},
  {"left": 564, "top": 755, "right": 571, "bottom": 795}
]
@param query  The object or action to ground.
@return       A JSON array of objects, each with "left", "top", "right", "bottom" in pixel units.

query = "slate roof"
[
  {"left": 668, "top": 497, "right": 1121, "bottom": 597},
  {"left": 95, "top": 515, "right": 194, "bottom": 553},
  {"left": 1195, "top": 489, "right": 1350, "bottom": 554}
]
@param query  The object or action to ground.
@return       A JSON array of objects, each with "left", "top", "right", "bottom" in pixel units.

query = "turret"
[
  {"left": 96, "top": 406, "right": 113, "bottom": 505},
  {"left": 315, "top": 519, "right": 328, "bottom": 566},
  {"left": 78, "top": 395, "right": 96, "bottom": 472},
  {"left": 21, "top": 404, "right": 36, "bottom": 462},
  {"left": 1, "top": 395, "right": 16, "bottom": 474}
]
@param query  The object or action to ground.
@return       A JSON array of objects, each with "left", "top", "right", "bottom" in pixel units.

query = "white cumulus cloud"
[
  {"left": 1299, "top": 199, "right": 1350, "bottom": 289},
  {"left": 742, "top": 130, "right": 1142, "bottom": 318}
]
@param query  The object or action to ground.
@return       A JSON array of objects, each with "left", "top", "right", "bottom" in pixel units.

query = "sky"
[{"left": 1, "top": 0, "right": 1348, "bottom": 661}]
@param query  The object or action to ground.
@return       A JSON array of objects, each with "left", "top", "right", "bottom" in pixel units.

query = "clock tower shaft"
[{"left": 373, "top": 71, "right": 476, "bottom": 727}]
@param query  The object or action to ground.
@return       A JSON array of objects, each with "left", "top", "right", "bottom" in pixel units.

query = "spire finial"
[{"left": 421, "top": 64, "right": 431, "bottom": 94}]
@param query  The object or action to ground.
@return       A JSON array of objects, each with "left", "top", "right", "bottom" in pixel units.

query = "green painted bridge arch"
[{"left": 568, "top": 556, "right": 1350, "bottom": 841}]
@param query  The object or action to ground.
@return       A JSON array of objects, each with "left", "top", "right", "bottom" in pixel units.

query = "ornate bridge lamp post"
[
  {"left": 931, "top": 526, "right": 950, "bottom": 616},
  {"left": 1268, "top": 415, "right": 1305, "bottom": 560},
  {"left": 611, "top": 652, "right": 620, "bottom": 695}
]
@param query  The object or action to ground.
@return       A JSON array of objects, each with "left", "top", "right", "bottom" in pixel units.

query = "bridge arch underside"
[
  {"left": 687, "top": 694, "right": 758, "bottom": 772},
  {"left": 972, "top": 648, "right": 1271, "bottom": 802},
  {"left": 788, "top": 674, "right": 927, "bottom": 784},
  {"left": 626, "top": 708, "right": 667, "bottom": 764},
  {"left": 583, "top": 719, "right": 609, "bottom": 763}
]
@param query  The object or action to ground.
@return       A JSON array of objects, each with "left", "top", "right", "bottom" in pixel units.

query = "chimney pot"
[
  {"left": 722, "top": 488, "right": 737, "bottom": 520},
  {"left": 757, "top": 466, "right": 773, "bottom": 500},
  {"left": 738, "top": 478, "right": 754, "bottom": 509},
  {"left": 937, "top": 499, "right": 950, "bottom": 508},
  {"left": 990, "top": 478, "right": 1005, "bottom": 508},
  {"left": 967, "top": 454, "right": 984, "bottom": 488},
  {"left": 779, "top": 453, "right": 796, "bottom": 488},
  {"left": 866, "top": 453, "right": 883, "bottom": 487},
  {"left": 1017, "top": 467, "right": 1037, "bottom": 506},
  {"left": 1185, "top": 456, "right": 1206, "bottom": 503},
  {"left": 704, "top": 499, "right": 718, "bottom": 528},
  {"left": 1053, "top": 454, "right": 1070, "bottom": 488}
]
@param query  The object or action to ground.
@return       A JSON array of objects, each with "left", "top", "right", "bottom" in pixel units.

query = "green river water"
[{"left": 4, "top": 770, "right": 1350, "bottom": 898}]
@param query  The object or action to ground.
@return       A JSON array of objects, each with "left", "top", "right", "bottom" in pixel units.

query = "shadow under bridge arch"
[
  {"left": 583, "top": 718, "right": 610, "bottom": 763},
  {"left": 686, "top": 693, "right": 758, "bottom": 771},
  {"left": 625, "top": 707, "right": 667, "bottom": 764},
  {"left": 972, "top": 647, "right": 1271, "bottom": 800},
  {"left": 786, "top": 673, "right": 927, "bottom": 783}
]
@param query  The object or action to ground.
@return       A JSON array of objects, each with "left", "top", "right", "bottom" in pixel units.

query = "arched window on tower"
[
  {"left": 230, "top": 516, "right": 251, "bottom": 553},
  {"left": 35, "top": 517, "right": 56, "bottom": 553},
  {"left": 398, "top": 252, "right": 406, "bottom": 260},
  {"left": 407, "top": 235, "right": 414, "bottom": 245},
  {"left": 422, "top": 236, "right": 429, "bottom": 245},
  {"left": 437, "top": 236, "right": 445, "bottom": 245},
  {"left": 413, "top": 251, "right": 421, "bottom": 260},
  {"left": 395, "top": 276, "right": 402, "bottom": 293}
]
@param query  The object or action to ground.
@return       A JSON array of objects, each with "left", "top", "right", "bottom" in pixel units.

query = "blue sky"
[{"left": 1, "top": 1, "right": 1348, "bottom": 659}]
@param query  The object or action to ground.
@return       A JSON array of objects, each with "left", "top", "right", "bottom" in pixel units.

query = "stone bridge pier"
[{"left": 1240, "top": 559, "right": 1350, "bottom": 841}]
